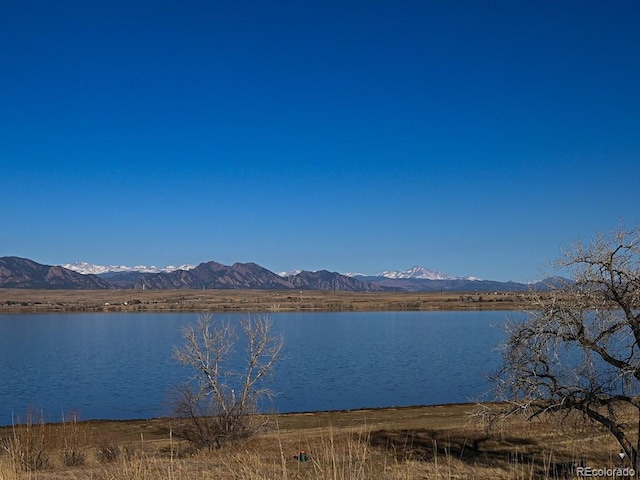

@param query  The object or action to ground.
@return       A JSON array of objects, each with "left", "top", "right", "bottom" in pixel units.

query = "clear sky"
[{"left": 2, "top": 1, "right": 639, "bottom": 282}]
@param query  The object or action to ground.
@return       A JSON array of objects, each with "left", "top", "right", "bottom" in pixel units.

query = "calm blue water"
[{"left": 0, "top": 311, "right": 514, "bottom": 426}]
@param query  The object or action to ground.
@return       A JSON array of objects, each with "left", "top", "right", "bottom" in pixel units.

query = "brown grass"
[
  {"left": 0, "top": 404, "right": 632, "bottom": 479},
  {"left": 0, "top": 289, "right": 531, "bottom": 314}
]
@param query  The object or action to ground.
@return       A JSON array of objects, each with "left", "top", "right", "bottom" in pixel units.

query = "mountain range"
[
  {"left": 62, "top": 262, "right": 197, "bottom": 275},
  {"left": 0, "top": 257, "right": 112, "bottom": 289},
  {"left": 63, "top": 263, "right": 477, "bottom": 281},
  {"left": 374, "top": 265, "right": 479, "bottom": 281},
  {"left": 0, "top": 256, "right": 556, "bottom": 292},
  {"left": 0, "top": 257, "right": 380, "bottom": 291}
]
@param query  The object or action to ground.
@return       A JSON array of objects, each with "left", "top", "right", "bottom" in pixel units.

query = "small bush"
[
  {"left": 57, "top": 413, "right": 89, "bottom": 467},
  {"left": 96, "top": 439, "right": 120, "bottom": 463},
  {"left": 62, "top": 448, "right": 85, "bottom": 467},
  {"left": 1, "top": 412, "right": 50, "bottom": 472}
]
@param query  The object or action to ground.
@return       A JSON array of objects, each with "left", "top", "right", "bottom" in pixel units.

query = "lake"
[{"left": 0, "top": 311, "right": 515, "bottom": 426}]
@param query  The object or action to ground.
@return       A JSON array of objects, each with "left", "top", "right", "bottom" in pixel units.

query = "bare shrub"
[
  {"left": 60, "top": 412, "right": 88, "bottom": 467},
  {"left": 0, "top": 410, "right": 50, "bottom": 472},
  {"left": 96, "top": 436, "right": 120, "bottom": 463},
  {"left": 171, "top": 313, "right": 283, "bottom": 449}
]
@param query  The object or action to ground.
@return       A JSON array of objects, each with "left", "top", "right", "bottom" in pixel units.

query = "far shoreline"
[{"left": 0, "top": 288, "right": 532, "bottom": 314}]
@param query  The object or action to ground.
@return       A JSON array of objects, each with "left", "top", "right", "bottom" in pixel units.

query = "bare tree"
[
  {"left": 492, "top": 226, "right": 640, "bottom": 471},
  {"left": 172, "top": 313, "right": 283, "bottom": 449}
]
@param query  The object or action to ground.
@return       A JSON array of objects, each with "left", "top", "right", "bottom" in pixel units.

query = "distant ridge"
[
  {"left": 378, "top": 265, "right": 458, "bottom": 280},
  {"left": 0, "top": 257, "right": 380, "bottom": 292},
  {"left": 103, "top": 262, "right": 383, "bottom": 292},
  {"left": 0, "top": 256, "right": 563, "bottom": 292},
  {"left": 106, "top": 261, "right": 294, "bottom": 290},
  {"left": 62, "top": 262, "right": 196, "bottom": 275},
  {"left": 0, "top": 257, "right": 112, "bottom": 289}
]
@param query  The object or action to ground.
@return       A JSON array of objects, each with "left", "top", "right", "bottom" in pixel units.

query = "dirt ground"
[{"left": 39, "top": 403, "right": 477, "bottom": 447}]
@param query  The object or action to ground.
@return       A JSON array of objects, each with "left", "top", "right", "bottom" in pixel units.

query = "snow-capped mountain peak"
[
  {"left": 342, "top": 272, "right": 367, "bottom": 278},
  {"left": 277, "top": 269, "right": 302, "bottom": 277},
  {"left": 62, "top": 262, "right": 196, "bottom": 275},
  {"left": 378, "top": 266, "right": 455, "bottom": 280}
]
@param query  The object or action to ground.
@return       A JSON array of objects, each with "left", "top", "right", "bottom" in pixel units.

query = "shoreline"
[
  {"left": 0, "top": 288, "right": 532, "bottom": 313},
  {"left": 0, "top": 401, "right": 480, "bottom": 432}
]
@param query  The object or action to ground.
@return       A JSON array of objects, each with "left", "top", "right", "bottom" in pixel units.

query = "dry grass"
[
  {"left": 0, "top": 289, "right": 531, "bottom": 314},
  {"left": 0, "top": 403, "right": 633, "bottom": 480}
]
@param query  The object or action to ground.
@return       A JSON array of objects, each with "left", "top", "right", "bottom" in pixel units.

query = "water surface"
[{"left": 0, "top": 311, "right": 513, "bottom": 426}]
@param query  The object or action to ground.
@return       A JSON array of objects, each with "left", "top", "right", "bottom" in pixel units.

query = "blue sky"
[{"left": 2, "top": 1, "right": 639, "bottom": 282}]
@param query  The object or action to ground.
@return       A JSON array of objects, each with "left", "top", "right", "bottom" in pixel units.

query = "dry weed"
[{"left": 0, "top": 405, "right": 635, "bottom": 479}]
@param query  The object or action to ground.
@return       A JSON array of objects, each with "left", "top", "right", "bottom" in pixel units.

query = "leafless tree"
[
  {"left": 172, "top": 313, "right": 283, "bottom": 449},
  {"left": 492, "top": 226, "right": 640, "bottom": 471}
]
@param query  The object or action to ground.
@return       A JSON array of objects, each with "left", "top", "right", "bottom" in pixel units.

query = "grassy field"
[
  {"left": 0, "top": 289, "right": 531, "bottom": 313},
  {"left": 0, "top": 403, "right": 631, "bottom": 479}
]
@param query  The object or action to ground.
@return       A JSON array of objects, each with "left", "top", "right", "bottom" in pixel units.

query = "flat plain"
[{"left": 0, "top": 289, "right": 530, "bottom": 313}]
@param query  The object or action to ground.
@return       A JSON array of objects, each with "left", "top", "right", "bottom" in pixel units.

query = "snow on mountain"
[
  {"left": 62, "top": 262, "right": 124, "bottom": 275},
  {"left": 62, "top": 262, "right": 481, "bottom": 281},
  {"left": 277, "top": 266, "right": 480, "bottom": 281},
  {"left": 378, "top": 266, "right": 456, "bottom": 280},
  {"left": 62, "top": 262, "right": 196, "bottom": 275},
  {"left": 277, "top": 269, "right": 303, "bottom": 277},
  {"left": 377, "top": 266, "right": 482, "bottom": 281},
  {"left": 277, "top": 270, "right": 368, "bottom": 278}
]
